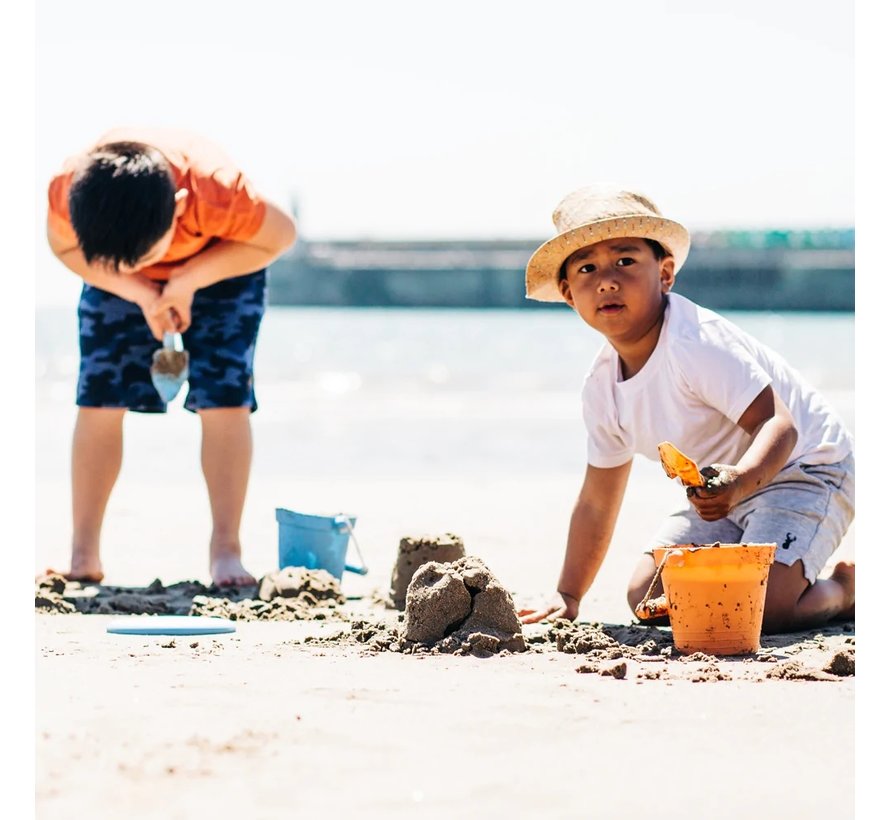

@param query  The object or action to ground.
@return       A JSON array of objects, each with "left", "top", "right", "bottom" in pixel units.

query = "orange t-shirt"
[{"left": 47, "top": 127, "right": 267, "bottom": 282}]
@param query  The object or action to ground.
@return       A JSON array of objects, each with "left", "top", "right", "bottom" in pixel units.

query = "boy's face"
[
  {"left": 558, "top": 237, "right": 675, "bottom": 345},
  {"left": 117, "top": 189, "right": 188, "bottom": 275}
]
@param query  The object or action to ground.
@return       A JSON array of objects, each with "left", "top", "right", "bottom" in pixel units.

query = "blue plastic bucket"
[{"left": 275, "top": 508, "right": 369, "bottom": 580}]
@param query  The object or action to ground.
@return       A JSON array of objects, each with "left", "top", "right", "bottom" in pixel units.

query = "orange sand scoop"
[
  {"left": 657, "top": 442, "right": 705, "bottom": 488},
  {"left": 634, "top": 595, "right": 668, "bottom": 621}
]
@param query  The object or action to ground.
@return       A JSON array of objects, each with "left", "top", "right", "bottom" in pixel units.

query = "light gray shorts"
[{"left": 651, "top": 453, "right": 855, "bottom": 584}]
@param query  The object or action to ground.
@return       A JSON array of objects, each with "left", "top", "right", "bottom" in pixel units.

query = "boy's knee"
[
  {"left": 625, "top": 586, "right": 641, "bottom": 614},
  {"left": 760, "top": 561, "right": 809, "bottom": 633}
]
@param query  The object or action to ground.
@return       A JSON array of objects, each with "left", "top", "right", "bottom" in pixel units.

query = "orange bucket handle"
[{"left": 634, "top": 549, "right": 679, "bottom": 620}]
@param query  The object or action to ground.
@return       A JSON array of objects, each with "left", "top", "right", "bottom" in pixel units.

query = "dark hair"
[
  {"left": 558, "top": 238, "right": 669, "bottom": 282},
  {"left": 68, "top": 141, "right": 176, "bottom": 270}
]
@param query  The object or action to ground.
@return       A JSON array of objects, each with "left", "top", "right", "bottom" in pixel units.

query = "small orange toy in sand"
[
  {"left": 634, "top": 594, "right": 668, "bottom": 621},
  {"left": 634, "top": 548, "right": 672, "bottom": 622},
  {"left": 657, "top": 441, "right": 705, "bottom": 488}
]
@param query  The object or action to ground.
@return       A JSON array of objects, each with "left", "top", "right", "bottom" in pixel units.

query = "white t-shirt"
[{"left": 582, "top": 293, "right": 853, "bottom": 470}]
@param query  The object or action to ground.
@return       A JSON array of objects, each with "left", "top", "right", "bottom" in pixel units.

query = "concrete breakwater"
[{"left": 268, "top": 230, "right": 854, "bottom": 311}]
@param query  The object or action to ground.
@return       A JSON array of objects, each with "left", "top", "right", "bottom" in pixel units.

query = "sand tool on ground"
[
  {"left": 657, "top": 441, "right": 705, "bottom": 487},
  {"left": 634, "top": 550, "right": 670, "bottom": 621},
  {"left": 150, "top": 330, "right": 189, "bottom": 402}
]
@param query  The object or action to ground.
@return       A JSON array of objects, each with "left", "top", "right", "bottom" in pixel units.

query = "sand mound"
[
  {"left": 34, "top": 570, "right": 346, "bottom": 622},
  {"left": 307, "top": 556, "right": 526, "bottom": 656},
  {"left": 543, "top": 621, "right": 673, "bottom": 658},
  {"left": 191, "top": 595, "right": 345, "bottom": 622},
  {"left": 765, "top": 661, "right": 840, "bottom": 682},
  {"left": 389, "top": 534, "right": 466, "bottom": 610},
  {"left": 193, "top": 569, "right": 345, "bottom": 621},
  {"left": 257, "top": 567, "right": 344, "bottom": 605},
  {"left": 402, "top": 556, "right": 525, "bottom": 655},
  {"left": 35, "top": 573, "right": 76, "bottom": 614},
  {"left": 824, "top": 649, "right": 855, "bottom": 676}
]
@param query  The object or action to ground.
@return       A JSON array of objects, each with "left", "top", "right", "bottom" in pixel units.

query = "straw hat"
[{"left": 525, "top": 185, "right": 690, "bottom": 302}]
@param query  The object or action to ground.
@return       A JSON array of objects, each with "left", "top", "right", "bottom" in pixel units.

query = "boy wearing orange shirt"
[{"left": 46, "top": 128, "right": 297, "bottom": 586}]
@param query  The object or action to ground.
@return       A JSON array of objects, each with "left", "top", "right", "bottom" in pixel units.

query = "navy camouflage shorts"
[{"left": 77, "top": 270, "right": 267, "bottom": 413}]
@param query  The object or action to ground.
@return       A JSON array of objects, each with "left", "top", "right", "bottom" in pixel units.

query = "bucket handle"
[
  {"left": 634, "top": 549, "right": 678, "bottom": 620},
  {"left": 333, "top": 514, "right": 369, "bottom": 576}
]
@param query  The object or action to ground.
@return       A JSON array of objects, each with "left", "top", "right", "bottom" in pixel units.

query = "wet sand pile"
[
  {"left": 304, "top": 619, "right": 403, "bottom": 653},
  {"left": 538, "top": 620, "right": 856, "bottom": 682},
  {"left": 389, "top": 533, "right": 466, "bottom": 609},
  {"left": 765, "top": 648, "right": 855, "bottom": 681},
  {"left": 530, "top": 621, "right": 676, "bottom": 677},
  {"left": 36, "top": 571, "right": 856, "bottom": 679},
  {"left": 304, "top": 556, "right": 527, "bottom": 657},
  {"left": 35, "top": 573, "right": 77, "bottom": 614},
  {"left": 34, "top": 568, "right": 346, "bottom": 622},
  {"left": 35, "top": 575, "right": 247, "bottom": 616},
  {"left": 538, "top": 620, "right": 675, "bottom": 657},
  {"left": 402, "top": 556, "right": 526, "bottom": 654},
  {"left": 193, "top": 568, "right": 346, "bottom": 621}
]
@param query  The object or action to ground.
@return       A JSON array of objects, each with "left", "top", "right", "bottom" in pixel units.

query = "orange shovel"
[{"left": 657, "top": 441, "right": 705, "bottom": 488}]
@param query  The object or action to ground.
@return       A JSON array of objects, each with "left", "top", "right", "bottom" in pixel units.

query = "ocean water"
[
  {"left": 36, "top": 306, "right": 854, "bottom": 478},
  {"left": 34, "top": 306, "right": 855, "bottom": 588}
]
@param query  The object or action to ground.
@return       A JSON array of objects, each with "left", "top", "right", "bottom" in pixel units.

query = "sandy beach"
[
  {"left": 36, "top": 614, "right": 854, "bottom": 820},
  {"left": 33, "top": 306, "right": 859, "bottom": 818},
  {"left": 23, "top": 0, "right": 875, "bottom": 812},
  {"left": 35, "top": 394, "right": 857, "bottom": 818}
]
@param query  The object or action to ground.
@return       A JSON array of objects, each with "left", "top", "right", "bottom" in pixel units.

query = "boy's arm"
[
  {"left": 151, "top": 200, "right": 297, "bottom": 329},
  {"left": 689, "top": 385, "right": 798, "bottom": 521},
  {"left": 46, "top": 218, "right": 175, "bottom": 340},
  {"left": 519, "top": 460, "right": 632, "bottom": 624}
]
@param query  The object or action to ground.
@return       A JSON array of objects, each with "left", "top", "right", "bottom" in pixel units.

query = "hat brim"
[{"left": 525, "top": 215, "right": 691, "bottom": 302}]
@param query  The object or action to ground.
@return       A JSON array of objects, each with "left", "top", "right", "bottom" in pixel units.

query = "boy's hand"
[
  {"left": 518, "top": 591, "right": 580, "bottom": 625},
  {"left": 141, "top": 305, "right": 178, "bottom": 341},
  {"left": 133, "top": 284, "right": 176, "bottom": 341},
  {"left": 686, "top": 464, "right": 744, "bottom": 521},
  {"left": 152, "top": 272, "right": 197, "bottom": 333}
]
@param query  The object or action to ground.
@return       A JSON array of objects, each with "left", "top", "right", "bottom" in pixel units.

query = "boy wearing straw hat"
[{"left": 518, "top": 185, "right": 854, "bottom": 633}]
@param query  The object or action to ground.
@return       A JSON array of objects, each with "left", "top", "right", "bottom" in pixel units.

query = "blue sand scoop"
[
  {"left": 150, "top": 331, "right": 189, "bottom": 402},
  {"left": 107, "top": 615, "right": 235, "bottom": 636}
]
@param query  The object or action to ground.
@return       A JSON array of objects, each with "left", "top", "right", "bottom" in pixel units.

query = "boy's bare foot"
[
  {"left": 210, "top": 553, "right": 256, "bottom": 587},
  {"left": 45, "top": 555, "right": 105, "bottom": 584},
  {"left": 830, "top": 561, "right": 855, "bottom": 620}
]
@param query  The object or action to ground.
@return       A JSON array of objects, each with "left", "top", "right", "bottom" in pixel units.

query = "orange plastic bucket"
[{"left": 651, "top": 543, "right": 776, "bottom": 655}]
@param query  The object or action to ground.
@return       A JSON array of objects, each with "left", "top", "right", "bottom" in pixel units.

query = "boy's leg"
[
  {"left": 66, "top": 284, "right": 167, "bottom": 582},
  {"left": 68, "top": 407, "right": 127, "bottom": 581},
  {"left": 761, "top": 560, "right": 855, "bottom": 633},
  {"left": 198, "top": 407, "right": 256, "bottom": 586},
  {"left": 183, "top": 270, "right": 267, "bottom": 587},
  {"left": 734, "top": 456, "right": 855, "bottom": 633}
]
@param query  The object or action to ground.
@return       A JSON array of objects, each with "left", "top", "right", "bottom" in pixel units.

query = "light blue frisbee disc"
[{"left": 107, "top": 616, "right": 236, "bottom": 636}]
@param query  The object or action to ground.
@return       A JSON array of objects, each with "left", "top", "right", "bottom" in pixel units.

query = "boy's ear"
[
  {"left": 659, "top": 257, "right": 676, "bottom": 293},
  {"left": 173, "top": 188, "right": 189, "bottom": 217},
  {"left": 558, "top": 277, "right": 575, "bottom": 307}
]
